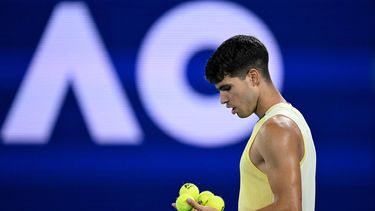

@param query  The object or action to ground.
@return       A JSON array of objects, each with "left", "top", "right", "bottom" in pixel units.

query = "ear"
[{"left": 246, "top": 68, "right": 260, "bottom": 86}]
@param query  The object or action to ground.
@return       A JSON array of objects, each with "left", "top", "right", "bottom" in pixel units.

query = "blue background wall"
[{"left": 0, "top": 0, "right": 374, "bottom": 210}]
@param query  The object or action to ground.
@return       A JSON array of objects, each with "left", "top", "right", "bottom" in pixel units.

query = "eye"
[{"left": 221, "top": 85, "right": 231, "bottom": 91}]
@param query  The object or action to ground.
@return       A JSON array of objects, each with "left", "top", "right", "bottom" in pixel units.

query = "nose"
[{"left": 220, "top": 92, "right": 228, "bottom": 104}]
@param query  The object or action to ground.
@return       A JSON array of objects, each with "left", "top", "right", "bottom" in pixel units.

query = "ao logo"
[{"left": 1, "top": 1, "right": 283, "bottom": 147}]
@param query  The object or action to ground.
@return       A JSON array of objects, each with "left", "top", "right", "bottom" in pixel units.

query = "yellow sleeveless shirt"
[{"left": 238, "top": 103, "right": 316, "bottom": 211}]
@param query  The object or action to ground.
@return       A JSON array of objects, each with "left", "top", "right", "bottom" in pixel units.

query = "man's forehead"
[{"left": 215, "top": 76, "right": 233, "bottom": 89}]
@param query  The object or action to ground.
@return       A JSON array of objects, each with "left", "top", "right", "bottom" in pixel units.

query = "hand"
[{"left": 172, "top": 198, "right": 217, "bottom": 211}]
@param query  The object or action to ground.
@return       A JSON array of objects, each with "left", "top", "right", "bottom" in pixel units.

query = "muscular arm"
[{"left": 255, "top": 116, "right": 304, "bottom": 211}]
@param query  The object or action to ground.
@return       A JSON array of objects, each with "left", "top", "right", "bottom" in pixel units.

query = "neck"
[{"left": 254, "top": 82, "right": 286, "bottom": 119}]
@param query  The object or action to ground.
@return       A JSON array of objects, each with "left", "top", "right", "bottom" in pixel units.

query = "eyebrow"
[{"left": 217, "top": 84, "right": 230, "bottom": 91}]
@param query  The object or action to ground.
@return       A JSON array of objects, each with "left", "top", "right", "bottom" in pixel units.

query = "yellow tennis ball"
[
  {"left": 206, "top": 195, "right": 225, "bottom": 211},
  {"left": 197, "top": 191, "right": 214, "bottom": 205},
  {"left": 176, "top": 194, "right": 194, "bottom": 211},
  {"left": 179, "top": 183, "right": 200, "bottom": 201}
]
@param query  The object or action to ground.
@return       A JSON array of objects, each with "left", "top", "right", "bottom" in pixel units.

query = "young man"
[{"left": 174, "top": 35, "right": 316, "bottom": 211}]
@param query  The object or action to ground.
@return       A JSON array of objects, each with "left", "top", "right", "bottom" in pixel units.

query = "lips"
[{"left": 226, "top": 104, "right": 236, "bottom": 114}]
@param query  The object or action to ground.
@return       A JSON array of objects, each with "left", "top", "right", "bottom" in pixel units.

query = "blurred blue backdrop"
[{"left": 0, "top": 0, "right": 374, "bottom": 210}]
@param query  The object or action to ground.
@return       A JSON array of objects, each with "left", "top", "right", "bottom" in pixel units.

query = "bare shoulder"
[
  {"left": 256, "top": 115, "right": 304, "bottom": 161},
  {"left": 261, "top": 115, "right": 301, "bottom": 138}
]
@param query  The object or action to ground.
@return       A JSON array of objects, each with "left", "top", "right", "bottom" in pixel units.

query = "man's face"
[{"left": 215, "top": 74, "right": 258, "bottom": 118}]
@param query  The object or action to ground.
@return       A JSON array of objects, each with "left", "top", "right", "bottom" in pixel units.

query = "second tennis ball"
[{"left": 198, "top": 190, "right": 214, "bottom": 205}]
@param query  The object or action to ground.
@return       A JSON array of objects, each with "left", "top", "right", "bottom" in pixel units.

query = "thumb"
[{"left": 186, "top": 198, "right": 204, "bottom": 210}]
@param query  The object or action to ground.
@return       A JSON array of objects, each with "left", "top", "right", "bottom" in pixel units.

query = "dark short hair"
[{"left": 205, "top": 35, "right": 271, "bottom": 84}]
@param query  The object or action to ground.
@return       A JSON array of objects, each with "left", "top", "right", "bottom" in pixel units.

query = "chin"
[{"left": 237, "top": 112, "right": 251, "bottom": 118}]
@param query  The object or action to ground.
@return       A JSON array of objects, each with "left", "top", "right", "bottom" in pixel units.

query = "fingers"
[
  {"left": 186, "top": 198, "right": 203, "bottom": 210},
  {"left": 186, "top": 198, "right": 217, "bottom": 211},
  {"left": 173, "top": 198, "right": 211, "bottom": 211}
]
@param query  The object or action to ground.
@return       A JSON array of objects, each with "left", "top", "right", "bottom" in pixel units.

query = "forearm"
[
  {"left": 256, "top": 203, "right": 280, "bottom": 211},
  {"left": 256, "top": 201, "right": 300, "bottom": 211}
]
